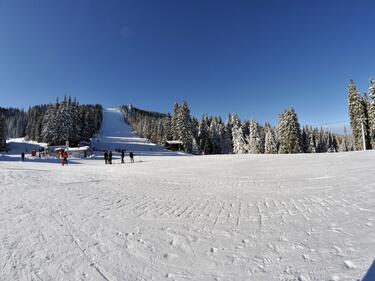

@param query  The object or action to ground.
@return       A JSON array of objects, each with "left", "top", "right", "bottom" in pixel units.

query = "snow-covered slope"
[
  {"left": 1, "top": 151, "right": 375, "bottom": 280},
  {"left": 92, "top": 108, "right": 182, "bottom": 156}
]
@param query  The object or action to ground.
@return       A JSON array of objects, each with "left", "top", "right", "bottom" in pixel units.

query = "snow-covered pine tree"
[
  {"left": 42, "top": 102, "right": 59, "bottom": 145},
  {"left": 348, "top": 79, "right": 369, "bottom": 150},
  {"left": 0, "top": 115, "right": 5, "bottom": 151},
  {"left": 209, "top": 117, "right": 224, "bottom": 154},
  {"left": 176, "top": 101, "right": 193, "bottom": 153},
  {"left": 79, "top": 107, "right": 91, "bottom": 140},
  {"left": 217, "top": 117, "right": 226, "bottom": 154},
  {"left": 277, "top": 108, "right": 302, "bottom": 154},
  {"left": 162, "top": 114, "right": 173, "bottom": 143},
  {"left": 300, "top": 126, "right": 309, "bottom": 153},
  {"left": 172, "top": 103, "right": 180, "bottom": 141},
  {"left": 191, "top": 117, "right": 200, "bottom": 154},
  {"left": 222, "top": 114, "right": 233, "bottom": 154},
  {"left": 329, "top": 133, "right": 338, "bottom": 152},
  {"left": 338, "top": 127, "right": 350, "bottom": 152},
  {"left": 231, "top": 114, "right": 246, "bottom": 154},
  {"left": 191, "top": 136, "right": 199, "bottom": 155},
  {"left": 246, "top": 119, "right": 262, "bottom": 153},
  {"left": 258, "top": 124, "right": 266, "bottom": 154},
  {"left": 56, "top": 96, "right": 78, "bottom": 145},
  {"left": 315, "top": 127, "right": 327, "bottom": 153},
  {"left": 368, "top": 79, "right": 375, "bottom": 148},
  {"left": 308, "top": 131, "right": 316, "bottom": 153},
  {"left": 264, "top": 124, "right": 277, "bottom": 154},
  {"left": 198, "top": 115, "right": 211, "bottom": 154}
]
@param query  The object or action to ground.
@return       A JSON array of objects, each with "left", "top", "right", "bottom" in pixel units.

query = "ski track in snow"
[{"left": 1, "top": 108, "right": 375, "bottom": 281}]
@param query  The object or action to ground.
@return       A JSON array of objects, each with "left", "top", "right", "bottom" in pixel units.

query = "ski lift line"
[{"left": 302, "top": 120, "right": 350, "bottom": 127}]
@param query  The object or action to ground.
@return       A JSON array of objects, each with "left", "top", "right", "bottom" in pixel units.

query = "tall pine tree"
[
  {"left": 368, "top": 79, "right": 375, "bottom": 148},
  {"left": 277, "top": 108, "right": 301, "bottom": 154},
  {"left": 348, "top": 80, "right": 369, "bottom": 150},
  {"left": 231, "top": 114, "right": 246, "bottom": 154}
]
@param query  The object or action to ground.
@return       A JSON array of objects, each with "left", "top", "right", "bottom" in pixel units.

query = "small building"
[
  {"left": 165, "top": 140, "right": 184, "bottom": 151},
  {"left": 67, "top": 146, "right": 90, "bottom": 158},
  {"left": 53, "top": 146, "right": 90, "bottom": 158}
]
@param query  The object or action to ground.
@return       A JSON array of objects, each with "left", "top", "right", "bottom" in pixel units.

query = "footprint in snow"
[
  {"left": 163, "top": 253, "right": 178, "bottom": 260},
  {"left": 210, "top": 247, "right": 218, "bottom": 253},
  {"left": 329, "top": 275, "right": 340, "bottom": 281},
  {"left": 343, "top": 260, "right": 356, "bottom": 269}
]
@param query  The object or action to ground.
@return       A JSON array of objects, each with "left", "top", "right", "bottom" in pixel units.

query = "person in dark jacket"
[
  {"left": 129, "top": 152, "right": 134, "bottom": 163},
  {"left": 104, "top": 151, "right": 108, "bottom": 164},
  {"left": 109, "top": 151, "right": 113, "bottom": 164},
  {"left": 121, "top": 149, "right": 125, "bottom": 164},
  {"left": 21, "top": 152, "right": 25, "bottom": 161}
]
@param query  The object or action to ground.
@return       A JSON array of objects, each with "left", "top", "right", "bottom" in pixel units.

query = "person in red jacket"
[{"left": 63, "top": 150, "right": 68, "bottom": 165}]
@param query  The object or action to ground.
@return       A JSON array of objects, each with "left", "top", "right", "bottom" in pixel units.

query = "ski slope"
[
  {"left": 92, "top": 108, "right": 182, "bottom": 156},
  {"left": 1, "top": 150, "right": 375, "bottom": 280}
]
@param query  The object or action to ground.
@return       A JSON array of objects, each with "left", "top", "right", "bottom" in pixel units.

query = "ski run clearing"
[{"left": 1, "top": 109, "right": 375, "bottom": 281}]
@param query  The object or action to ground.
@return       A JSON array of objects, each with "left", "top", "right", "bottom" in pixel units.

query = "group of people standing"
[
  {"left": 104, "top": 149, "right": 134, "bottom": 164},
  {"left": 104, "top": 150, "right": 113, "bottom": 164}
]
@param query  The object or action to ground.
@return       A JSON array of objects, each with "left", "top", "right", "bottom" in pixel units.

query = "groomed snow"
[
  {"left": 1, "top": 151, "right": 374, "bottom": 280},
  {"left": 1, "top": 108, "right": 374, "bottom": 281}
]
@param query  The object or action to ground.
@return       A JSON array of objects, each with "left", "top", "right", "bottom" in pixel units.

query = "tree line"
[
  {"left": 347, "top": 79, "right": 375, "bottom": 150},
  {"left": 121, "top": 102, "right": 351, "bottom": 155},
  {"left": 0, "top": 96, "right": 102, "bottom": 149}
]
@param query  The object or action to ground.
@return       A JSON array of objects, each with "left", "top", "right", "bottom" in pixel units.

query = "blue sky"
[{"left": 0, "top": 0, "right": 374, "bottom": 130}]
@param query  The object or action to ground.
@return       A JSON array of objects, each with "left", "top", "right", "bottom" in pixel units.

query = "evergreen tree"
[
  {"left": 222, "top": 114, "right": 233, "bottom": 154},
  {"left": 172, "top": 103, "right": 180, "bottom": 140},
  {"left": 368, "top": 79, "right": 375, "bottom": 148},
  {"left": 308, "top": 131, "right": 316, "bottom": 153},
  {"left": 42, "top": 103, "right": 59, "bottom": 144},
  {"left": 162, "top": 114, "right": 173, "bottom": 143},
  {"left": 176, "top": 101, "right": 193, "bottom": 153},
  {"left": 339, "top": 127, "right": 354, "bottom": 152},
  {"left": 300, "top": 126, "right": 309, "bottom": 153},
  {"left": 198, "top": 115, "right": 211, "bottom": 154},
  {"left": 0, "top": 115, "right": 6, "bottom": 150},
  {"left": 264, "top": 125, "right": 277, "bottom": 154},
  {"left": 231, "top": 114, "right": 246, "bottom": 154},
  {"left": 246, "top": 119, "right": 262, "bottom": 153},
  {"left": 277, "top": 108, "right": 302, "bottom": 154},
  {"left": 348, "top": 80, "right": 369, "bottom": 150}
]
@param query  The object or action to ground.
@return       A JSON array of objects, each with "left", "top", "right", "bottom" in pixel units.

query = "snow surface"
[{"left": 1, "top": 108, "right": 374, "bottom": 281}]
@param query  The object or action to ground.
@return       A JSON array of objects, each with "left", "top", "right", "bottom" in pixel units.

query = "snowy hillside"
[
  {"left": 91, "top": 108, "right": 183, "bottom": 156},
  {"left": 1, "top": 151, "right": 375, "bottom": 280}
]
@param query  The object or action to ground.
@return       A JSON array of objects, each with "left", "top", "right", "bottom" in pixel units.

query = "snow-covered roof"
[
  {"left": 54, "top": 146, "right": 89, "bottom": 152},
  {"left": 67, "top": 146, "right": 90, "bottom": 152},
  {"left": 166, "top": 140, "right": 183, "bottom": 145}
]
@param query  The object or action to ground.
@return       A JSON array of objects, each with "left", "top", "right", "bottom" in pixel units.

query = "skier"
[
  {"left": 121, "top": 149, "right": 125, "bottom": 164},
  {"left": 63, "top": 150, "right": 68, "bottom": 165},
  {"left": 129, "top": 152, "right": 134, "bottom": 163},
  {"left": 109, "top": 151, "right": 113, "bottom": 164},
  {"left": 104, "top": 151, "right": 108, "bottom": 164},
  {"left": 21, "top": 152, "right": 25, "bottom": 161}
]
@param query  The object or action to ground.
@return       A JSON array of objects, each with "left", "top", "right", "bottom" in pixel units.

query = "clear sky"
[{"left": 1, "top": 0, "right": 374, "bottom": 130}]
